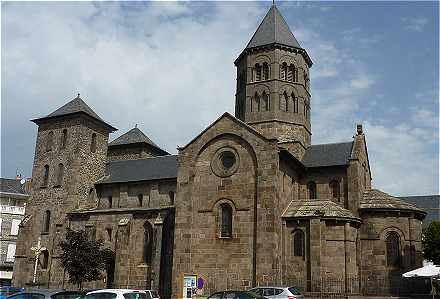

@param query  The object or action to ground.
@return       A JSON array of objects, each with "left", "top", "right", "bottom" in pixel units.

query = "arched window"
[
  {"left": 169, "top": 191, "right": 175, "bottom": 205},
  {"left": 60, "top": 129, "right": 67, "bottom": 149},
  {"left": 254, "top": 93, "right": 261, "bottom": 112},
  {"left": 280, "top": 62, "right": 288, "bottom": 80},
  {"left": 292, "top": 93, "right": 298, "bottom": 113},
  {"left": 386, "top": 232, "right": 400, "bottom": 267},
  {"left": 293, "top": 230, "right": 305, "bottom": 257},
  {"left": 283, "top": 92, "right": 289, "bottom": 112},
  {"left": 56, "top": 163, "right": 64, "bottom": 186},
  {"left": 39, "top": 250, "right": 49, "bottom": 270},
  {"left": 262, "top": 91, "right": 269, "bottom": 111},
  {"left": 42, "top": 165, "right": 49, "bottom": 187},
  {"left": 46, "top": 131, "right": 54, "bottom": 152},
  {"left": 262, "top": 62, "right": 269, "bottom": 80},
  {"left": 255, "top": 64, "right": 262, "bottom": 81},
  {"left": 138, "top": 194, "right": 143, "bottom": 207},
  {"left": 287, "top": 64, "right": 295, "bottom": 82},
  {"left": 43, "top": 210, "right": 51, "bottom": 233},
  {"left": 90, "top": 133, "right": 97, "bottom": 153},
  {"left": 143, "top": 222, "right": 153, "bottom": 264},
  {"left": 220, "top": 203, "right": 233, "bottom": 238},
  {"left": 307, "top": 182, "right": 317, "bottom": 200},
  {"left": 329, "top": 180, "right": 340, "bottom": 200}
]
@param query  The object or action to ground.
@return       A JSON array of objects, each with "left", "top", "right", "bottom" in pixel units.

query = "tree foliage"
[
  {"left": 60, "top": 229, "right": 114, "bottom": 289},
  {"left": 422, "top": 221, "right": 440, "bottom": 265}
]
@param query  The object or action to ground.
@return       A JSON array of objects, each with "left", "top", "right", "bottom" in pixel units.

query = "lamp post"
[{"left": 30, "top": 236, "right": 46, "bottom": 285}]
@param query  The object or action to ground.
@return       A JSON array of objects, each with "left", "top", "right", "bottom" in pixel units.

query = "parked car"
[
  {"left": 85, "top": 289, "right": 147, "bottom": 299},
  {"left": 207, "top": 290, "right": 267, "bottom": 299},
  {"left": 1, "top": 287, "right": 24, "bottom": 299},
  {"left": 248, "top": 287, "right": 304, "bottom": 299},
  {"left": 7, "top": 289, "right": 84, "bottom": 299},
  {"left": 142, "top": 290, "right": 159, "bottom": 299}
]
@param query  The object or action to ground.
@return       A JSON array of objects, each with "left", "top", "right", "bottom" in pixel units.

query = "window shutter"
[
  {"left": 6, "top": 244, "right": 16, "bottom": 262},
  {"left": 11, "top": 219, "right": 20, "bottom": 236}
]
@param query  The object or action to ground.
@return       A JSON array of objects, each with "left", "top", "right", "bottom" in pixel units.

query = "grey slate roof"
[
  {"left": 32, "top": 95, "right": 116, "bottom": 131},
  {"left": 246, "top": 5, "right": 301, "bottom": 49},
  {"left": 361, "top": 189, "right": 426, "bottom": 215},
  {"left": 400, "top": 195, "right": 439, "bottom": 224},
  {"left": 109, "top": 128, "right": 156, "bottom": 147},
  {"left": 0, "top": 178, "right": 27, "bottom": 195},
  {"left": 98, "top": 155, "right": 178, "bottom": 184},
  {"left": 282, "top": 200, "right": 361, "bottom": 222},
  {"left": 302, "top": 142, "right": 353, "bottom": 168}
]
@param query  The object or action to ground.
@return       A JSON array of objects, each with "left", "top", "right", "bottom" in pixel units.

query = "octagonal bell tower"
[{"left": 235, "top": 4, "right": 313, "bottom": 159}]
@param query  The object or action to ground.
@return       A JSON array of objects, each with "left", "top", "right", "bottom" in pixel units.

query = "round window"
[
  {"left": 220, "top": 151, "right": 236, "bottom": 169},
  {"left": 211, "top": 147, "right": 240, "bottom": 177}
]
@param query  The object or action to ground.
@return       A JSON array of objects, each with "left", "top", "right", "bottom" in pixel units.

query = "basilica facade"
[{"left": 13, "top": 5, "right": 426, "bottom": 299}]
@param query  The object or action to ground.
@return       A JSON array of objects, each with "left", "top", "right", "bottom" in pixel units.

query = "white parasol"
[{"left": 402, "top": 261, "right": 440, "bottom": 299}]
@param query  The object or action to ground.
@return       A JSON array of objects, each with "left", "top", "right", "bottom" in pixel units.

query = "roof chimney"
[{"left": 356, "top": 124, "right": 363, "bottom": 135}]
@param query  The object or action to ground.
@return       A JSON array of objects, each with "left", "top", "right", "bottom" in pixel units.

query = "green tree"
[
  {"left": 60, "top": 229, "right": 114, "bottom": 289},
  {"left": 422, "top": 221, "right": 440, "bottom": 265}
]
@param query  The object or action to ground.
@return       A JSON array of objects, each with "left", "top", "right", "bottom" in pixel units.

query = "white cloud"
[{"left": 403, "top": 16, "right": 429, "bottom": 32}]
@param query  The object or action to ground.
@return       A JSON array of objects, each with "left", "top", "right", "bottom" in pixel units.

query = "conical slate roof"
[
  {"left": 361, "top": 189, "right": 426, "bottom": 216},
  {"left": 109, "top": 127, "right": 158, "bottom": 147},
  {"left": 246, "top": 5, "right": 301, "bottom": 49},
  {"left": 32, "top": 94, "right": 117, "bottom": 131},
  {"left": 108, "top": 127, "right": 169, "bottom": 155}
]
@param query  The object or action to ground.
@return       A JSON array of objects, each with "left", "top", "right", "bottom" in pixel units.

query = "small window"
[
  {"left": 283, "top": 91, "right": 289, "bottom": 112},
  {"left": 10, "top": 219, "right": 20, "bottom": 236},
  {"left": 6, "top": 244, "right": 16, "bottom": 262},
  {"left": 169, "top": 191, "right": 175, "bottom": 205},
  {"left": 46, "top": 131, "right": 54, "bottom": 152},
  {"left": 108, "top": 196, "right": 113, "bottom": 208},
  {"left": 106, "top": 228, "right": 112, "bottom": 241},
  {"left": 88, "top": 188, "right": 95, "bottom": 201},
  {"left": 39, "top": 250, "right": 49, "bottom": 269},
  {"left": 42, "top": 210, "right": 51, "bottom": 233},
  {"left": 307, "top": 182, "right": 317, "bottom": 199},
  {"left": 56, "top": 163, "right": 64, "bottom": 186},
  {"left": 61, "top": 129, "right": 68, "bottom": 149},
  {"left": 329, "top": 180, "right": 340, "bottom": 200},
  {"left": 220, "top": 203, "right": 233, "bottom": 238},
  {"left": 90, "top": 133, "right": 97, "bottom": 153},
  {"left": 138, "top": 194, "right": 143, "bottom": 207},
  {"left": 42, "top": 165, "right": 49, "bottom": 187},
  {"left": 293, "top": 230, "right": 305, "bottom": 257}
]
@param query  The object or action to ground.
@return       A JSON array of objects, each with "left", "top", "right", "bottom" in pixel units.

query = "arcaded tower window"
[
  {"left": 307, "top": 182, "right": 317, "bottom": 200},
  {"left": 262, "top": 91, "right": 269, "bottom": 111},
  {"left": 255, "top": 63, "right": 262, "bottom": 81},
  {"left": 138, "top": 194, "right": 143, "bottom": 207},
  {"left": 386, "top": 232, "right": 401, "bottom": 267},
  {"left": 220, "top": 203, "right": 233, "bottom": 238},
  {"left": 42, "top": 165, "right": 50, "bottom": 187},
  {"left": 262, "top": 62, "right": 269, "bottom": 80},
  {"left": 282, "top": 91, "right": 289, "bottom": 112},
  {"left": 56, "top": 163, "right": 64, "bottom": 186},
  {"left": 280, "top": 62, "right": 288, "bottom": 80},
  {"left": 292, "top": 93, "right": 298, "bottom": 113},
  {"left": 293, "top": 230, "right": 305, "bottom": 257},
  {"left": 90, "top": 133, "right": 97, "bottom": 153},
  {"left": 46, "top": 131, "right": 54, "bottom": 152},
  {"left": 60, "top": 129, "right": 68, "bottom": 149},
  {"left": 42, "top": 210, "right": 51, "bottom": 233}
]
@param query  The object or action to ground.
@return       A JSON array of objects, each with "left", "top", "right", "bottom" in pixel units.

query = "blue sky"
[{"left": 1, "top": 1, "right": 438, "bottom": 196}]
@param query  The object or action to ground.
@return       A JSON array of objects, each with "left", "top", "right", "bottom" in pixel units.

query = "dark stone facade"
[{"left": 13, "top": 4, "right": 428, "bottom": 299}]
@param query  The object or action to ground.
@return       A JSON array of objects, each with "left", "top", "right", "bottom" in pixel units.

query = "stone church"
[{"left": 13, "top": 4, "right": 426, "bottom": 299}]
